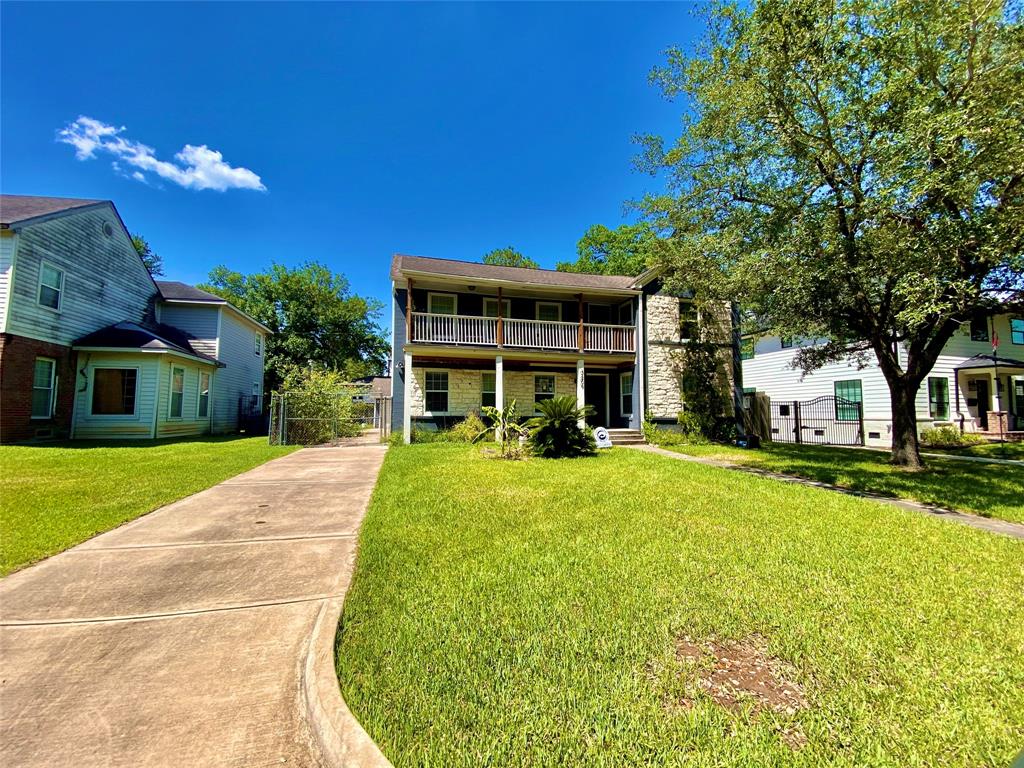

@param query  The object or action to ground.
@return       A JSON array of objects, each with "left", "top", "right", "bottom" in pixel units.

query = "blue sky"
[{"left": 1, "top": 2, "right": 700, "bottom": 331}]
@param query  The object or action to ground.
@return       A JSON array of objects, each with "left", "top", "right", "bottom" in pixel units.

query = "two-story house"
[
  {"left": 389, "top": 254, "right": 744, "bottom": 442},
  {"left": 0, "top": 194, "right": 269, "bottom": 443},
  {"left": 741, "top": 314, "right": 1024, "bottom": 446}
]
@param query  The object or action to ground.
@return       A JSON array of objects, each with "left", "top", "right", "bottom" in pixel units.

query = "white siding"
[
  {"left": 211, "top": 308, "right": 265, "bottom": 433},
  {"left": 72, "top": 353, "right": 161, "bottom": 440},
  {"left": 742, "top": 314, "right": 1023, "bottom": 445},
  {"left": 6, "top": 205, "right": 156, "bottom": 345},
  {"left": 0, "top": 231, "right": 14, "bottom": 333},
  {"left": 153, "top": 357, "right": 216, "bottom": 438},
  {"left": 158, "top": 304, "right": 219, "bottom": 357}
]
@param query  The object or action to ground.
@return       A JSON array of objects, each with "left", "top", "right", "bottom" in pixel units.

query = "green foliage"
[
  {"left": 638, "top": 0, "right": 1024, "bottom": 466},
  {"left": 526, "top": 396, "right": 596, "bottom": 458},
  {"left": 482, "top": 247, "right": 539, "bottom": 269},
  {"left": 678, "top": 336, "right": 731, "bottom": 439},
  {"left": 556, "top": 222, "right": 659, "bottom": 276},
  {"left": 275, "top": 366, "right": 366, "bottom": 444},
  {"left": 412, "top": 413, "right": 489, "bottom": 445},
  {"left": 131, "top": 233, "right": 163, "bottom": 277},
  {"left": 642, "top": 412, "right": 707, "bottom": 446},
  {"left": 481, "top": 400, "right": 530, "bottom": 459},
  {"left": 919, "top": 425, "right": 985, "bottom": 448},
  {"left": 200, "top": 262, "right": 387, "bottom": 391}
]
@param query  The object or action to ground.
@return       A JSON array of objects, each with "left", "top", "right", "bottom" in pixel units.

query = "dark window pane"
[
  {"left": 93, "top": 369, "right": 137, "bottom": 415},
  {"left": 970, "top": 316, "right": 989, "bottom": 341}
]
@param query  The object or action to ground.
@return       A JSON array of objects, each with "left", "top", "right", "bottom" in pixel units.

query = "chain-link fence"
[{"left": 269, "top": 386, "right": 389, "bottom": 445}]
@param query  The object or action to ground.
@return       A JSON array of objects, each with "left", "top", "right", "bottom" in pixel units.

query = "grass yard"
[
  {"left": 337, "top": 445, "right": 1024, "bottom": 767},
  {"left": 0, "top": 436, "right": 297, "bottom": 575},
  {"left": 658, "top": 442, "right": 1024, "bottom": 523},
  {"left": 923, "top": 441, "right": 1024, "bottom": 461}
]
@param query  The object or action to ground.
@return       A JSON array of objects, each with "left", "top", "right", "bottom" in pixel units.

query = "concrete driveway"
[{"left": 0, "top": 438, "right": 388, "bottom": 767}]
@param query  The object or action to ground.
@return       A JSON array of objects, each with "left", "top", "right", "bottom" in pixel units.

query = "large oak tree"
[{"left": 639, "top": 0, "right": 1024, "bottom": 467}]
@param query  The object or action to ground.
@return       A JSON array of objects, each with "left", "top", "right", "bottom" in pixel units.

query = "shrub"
[
  {"left": 447, "top": 412, "right": 488, "bottom": 443},
  {"left": 920, "top": 425, "right": 985, "bottom": 448},
  {"left": 481, "top": 400, "right": 530, "bottom": 459},
  {"left": 526, "top": 396, "right": 596, "bottom": 459}
]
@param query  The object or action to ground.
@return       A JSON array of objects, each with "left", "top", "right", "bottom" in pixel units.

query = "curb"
[{"left": 302, "top": 596, "right": 394, "bottom": 768}]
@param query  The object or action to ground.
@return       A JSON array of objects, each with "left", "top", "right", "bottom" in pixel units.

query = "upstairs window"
[
  {"left": 679, "top": 301, "right": 699, "bottom": 341},
  {"left": 255, "top": 333, "right": 263, "bottom": 355},
  {"left": 481, "top": 372, "right": 496, "bottom": 408},
  {"left": 428, "top": 293, "right": 457, "bottom": 316},
  {"left": 618, "top": 302, "right": 634, "bottom": 326},
  {"left": 483, "top": 298, "right": 510, "bottom": 318},
  {"left": 169, "top": 367, "right": 185, "bottom": 418},
  {"left": 534, "top": 374, "right": 555, "bottom": 409},
  {"left": 425, "top": 371, "right": 449, "bottom": 412},
  {"left": 31, "top": 358, "right": 56, "bottom": 419},
  {"left": 38, "top": 263, "right": 64, "bottom": 310},
  {"left": 928, "top": 377, "right": 949, "bottom": 420},
  {"left": 970, "top": 316, "right": 989, "bottom": 342},
  {"left": 740, "top": 338, "right": 755, "bottom": 360},
  {"left": 781, "top": 337, "right": 794, "bottom": 349},
  {"left": 536, "top": 302, "right": 562, "bottom": 322},
  {"left": 1012, "top": 318, "right": 1024, "bottom": 345},
  {"left": 92, "top": 368, "right": 138, "bottom": 415},
  {"left": 834, "top": 379, "right": 863, "bottom": 421}
]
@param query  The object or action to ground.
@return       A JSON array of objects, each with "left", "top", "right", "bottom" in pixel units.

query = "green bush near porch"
[
  {"left": 337, "top": 445, "right": 1023, "bottom": 767},
  {"left": 0, "top": 436, "right": 298, "bottom": 575}
]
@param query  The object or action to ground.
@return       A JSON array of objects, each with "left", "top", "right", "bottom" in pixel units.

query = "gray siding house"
[
  {"left": 389, "top": 254, "right": 742, "bottom": 442},
  {"left": 0, "top": 194, "right": 268, "bottom": 442}
]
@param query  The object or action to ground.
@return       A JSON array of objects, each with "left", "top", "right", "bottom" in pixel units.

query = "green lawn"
[
  {"left": 923, "top": 441, "right": 1024, "bottom": 461},
  {"left": 337, "top": 445, "right": 1024, "bottom": 767},
  {"left": 0, "top": 436, "right": 297, "bottom": 575},
  {"left": 657, "top": 442, "right": 1024, "bottom": 523}
]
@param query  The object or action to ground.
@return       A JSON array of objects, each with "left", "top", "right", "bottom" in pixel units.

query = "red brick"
[{"left": 0, "top": 333, "right": 77, "bottom": 443}]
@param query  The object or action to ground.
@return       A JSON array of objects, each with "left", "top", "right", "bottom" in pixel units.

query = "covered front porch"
[
  {"left": 397, "top": 347, "right": 640, "bottom": 442},
  {"left": 954, "top": 354, "right": 1024, "bottom": 438}
]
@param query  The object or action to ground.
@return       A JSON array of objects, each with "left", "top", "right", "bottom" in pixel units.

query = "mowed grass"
[
  {"left": 924, "top": 441, "right": 1024, "bottom": 461},
  {"left": 0, "top": 436, "right": 297, "bottom": 575},
  {"left": 337, "top": 445, "right": 1024, "bottom": 767},
  {"left": 659, "top": 442, "right": 1024, "bottom": 523}
]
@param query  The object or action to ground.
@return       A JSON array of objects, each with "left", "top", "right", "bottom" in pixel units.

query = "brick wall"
[{"left": 0, "top": 333, "right": 77, "bottom": 442}]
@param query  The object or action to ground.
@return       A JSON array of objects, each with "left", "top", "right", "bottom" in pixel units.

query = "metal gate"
[
  {"left": 769, "top": 396, "right": 864, "bottom": 446},
  {"left": 269, "top": 386, "right": 392, "bottom": 445}
]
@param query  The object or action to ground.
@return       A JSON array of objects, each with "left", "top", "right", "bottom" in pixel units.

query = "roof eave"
[
  {"left": 396, "top": 268, "right": 640, "bottom": 297},
  {"left": 72, "top": 345, "right": 224, "bottom": 367}
]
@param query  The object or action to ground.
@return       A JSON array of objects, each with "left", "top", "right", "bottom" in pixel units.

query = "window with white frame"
[
  {"left": 91, "top": 368, "right": 138, "bottom": 415},
  {"left": 31, "top": 358, "right": 56, "bottom": 418},
  {"left": 536, "top": 302, "right": 562, "bottom": 322},
  {"left": 534, "top": 374, "right": 555, "bottom": 409},
  {"left": 483, "top": 298, "right": 510, "bottom": 318},
  {"left": 198, "top": 371, "right": 211, "bottom": 418},
  {"left": 481, "top": 372, "right": 496, "bottom": 408},
  {"left": 620, "top": 372, "right": 633, "bottom": 416},
  {"left": 425, "top": 371, "right": 449, "bottom": 412},
  {"left": 679, "top": 301, "right": 699, "bottom": 341},
  {"left": 169, "top": 367, "right": 185, "bottom": 418},
  {"left": 38, "top": 263, "right": 64, "bottom": 310},
  {"left": 252, "top": 382, "right": 260, "bottom": 396},
  {"left": 428, "top": 293, "right": 457, "bottom": 315},
  {"left": 255, "top": 333, "right": 262, "bottom": 355}
]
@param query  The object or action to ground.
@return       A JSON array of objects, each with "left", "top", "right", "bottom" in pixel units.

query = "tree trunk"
[{"left": 889, "top": 383, "right": 923, "bottom": 469}]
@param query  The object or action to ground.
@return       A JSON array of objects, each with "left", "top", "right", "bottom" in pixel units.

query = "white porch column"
[
  {"left": 403, "top": 351, "right": 413, "bottom": 444},
  {"left": 495, "top": 355, "right": 504, "bottom": 408},
  {"left": 992, "top": 372, "right": 1004, "bottom": 413},
  {"left": 576, "top": 358, "right": 586, "bottom": 427}
]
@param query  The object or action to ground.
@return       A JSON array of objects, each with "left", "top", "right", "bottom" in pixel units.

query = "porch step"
[{"left": 605, "top": 429, "right": 646, "bottom": 446}]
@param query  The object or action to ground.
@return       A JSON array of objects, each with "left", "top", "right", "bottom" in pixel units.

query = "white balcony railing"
[{"left": 409, "top": 312, "right": 634, "bottom": 353}]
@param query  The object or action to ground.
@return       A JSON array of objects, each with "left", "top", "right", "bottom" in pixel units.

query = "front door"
[
  {"left": 584, "top": 374, "right": 608, "bottom": 427},
  {"left": 976, "top": 379, "right": 991, "bottom": 430}
]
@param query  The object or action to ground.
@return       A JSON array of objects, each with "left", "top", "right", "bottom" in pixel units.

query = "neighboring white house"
[{"left": 741, "top": 313, "right": 1024, "bottom": 447}]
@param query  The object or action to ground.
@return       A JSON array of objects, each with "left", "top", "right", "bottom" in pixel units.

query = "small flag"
[{"left": 992, "top": 330, "right": 1000, "bottom": 354}]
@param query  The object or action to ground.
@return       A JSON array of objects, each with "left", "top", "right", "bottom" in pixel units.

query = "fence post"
[
  {"left": 858, "top": 401, "right": 866, "bottom": 445},
  {"left": 794, "top": 400, "right": 802, "bottom": 444},
  {"left": 280, "top": 394, "right": 287, "bottom": 445}
]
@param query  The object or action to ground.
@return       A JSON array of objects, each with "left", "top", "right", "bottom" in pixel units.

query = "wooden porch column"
[
  {"left": 406, "top": 278, "right": 414, "bottom": 343},
  {"left": 496, "top": 286, "right": 504, "bottom": 347},
  {"left": 577, "top": 294, "right": 585, "bottom": 352}
]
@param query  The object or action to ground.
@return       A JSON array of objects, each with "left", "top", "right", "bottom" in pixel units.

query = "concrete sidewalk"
[{"left": 0, "top": 438, "right": 389, "bottom": 767}]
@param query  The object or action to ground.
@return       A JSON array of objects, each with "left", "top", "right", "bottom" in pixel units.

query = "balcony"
[{"left": 409, "top": 312, "right": 635, "bottom": 353}]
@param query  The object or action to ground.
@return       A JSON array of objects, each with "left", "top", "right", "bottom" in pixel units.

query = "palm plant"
[
  {"left": 526, "top": 396, "right": 596, "bottom": 458},
  {"left": 480, "top": 399, "right": 530, "bottom": 459}
]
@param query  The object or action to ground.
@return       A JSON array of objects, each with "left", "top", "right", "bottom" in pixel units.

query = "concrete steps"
[{"left": 605, "top": 428, "right": 646, "bottom": 446}]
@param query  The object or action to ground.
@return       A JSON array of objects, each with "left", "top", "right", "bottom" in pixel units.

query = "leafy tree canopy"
[
  {"left": 557, "top": 222, "right": 658, "bottom": 276},
  {"left": 131, "top": 234, "right": 164, "bottom": 277},
  {"left": 200, "top": 262, "right": 388, "bottom": 391},
  {"left": 638, "top": 0, "right": 1024, "bottom": 466},
  {"left": 482, "top": 247, "right": 539, "bottom": 269}
]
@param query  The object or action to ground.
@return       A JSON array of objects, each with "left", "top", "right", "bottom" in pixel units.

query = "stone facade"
[{"left": 409, "top": 365, "right": 575, "bottom": 419}]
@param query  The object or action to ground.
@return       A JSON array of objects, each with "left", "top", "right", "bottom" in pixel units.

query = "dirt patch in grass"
[{"left": 674, "top": 634, "right": 809, "bottom": 747}]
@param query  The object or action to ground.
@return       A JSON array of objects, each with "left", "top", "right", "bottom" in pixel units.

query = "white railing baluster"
[{"left": 410, "top": 312, "right": 634, "bottom": 353}]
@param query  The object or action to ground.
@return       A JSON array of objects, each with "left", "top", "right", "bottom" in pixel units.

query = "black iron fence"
[{"left": 769, "top": 395, "right": 864, "bottom": 446}]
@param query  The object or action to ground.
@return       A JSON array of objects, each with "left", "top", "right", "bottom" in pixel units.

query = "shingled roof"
[
  {"left": 390, "top": 254, "right": 639, "bottom": 291},
  {"left": 73, "top": 321, "right": 222, "bottom": 365},
  {"left": 156, "top": 281, "right": 228, "bottom": 304},
  {"left": 1, "top": 194, "right": 106, "bottom": 227}
]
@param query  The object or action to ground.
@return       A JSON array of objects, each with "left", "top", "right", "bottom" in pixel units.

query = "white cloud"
[{"left": 57, "top": 116, "right": 266, "bottom": 192}]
